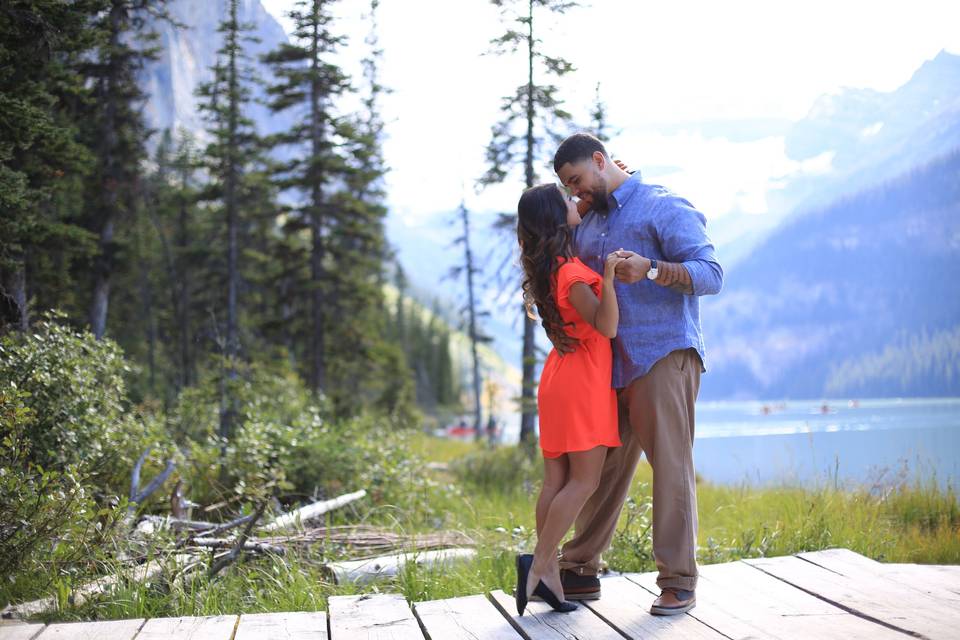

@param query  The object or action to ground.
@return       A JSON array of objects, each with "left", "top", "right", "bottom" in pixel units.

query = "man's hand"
[
  {"left": 613, "top": 249, "right": 694, "bottom": 294},
  {"left": 612, "top": 250, "right": 650, "bottom": 284}
]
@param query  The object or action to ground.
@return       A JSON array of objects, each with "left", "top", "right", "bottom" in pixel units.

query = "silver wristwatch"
[{"left": 646, "top": 258, "right": 659, "bottom": 280}]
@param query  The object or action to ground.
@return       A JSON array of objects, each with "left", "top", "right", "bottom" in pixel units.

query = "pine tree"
[
  {"left": 81, "top": 0, "right": 170, "bottom": 340},
  {"left": 448, "top": 202, "right": 492, "bottom": 439},
  {"left": 168, "top": 130, "right": 204, "bottom": 390},
  {"left": 394, "top": 262, "right": 408, "bottom": 347},
  {"left": 195, "top": 0, "right": 265, "bottom": 446},
  {"left": 591, "top": 82, "right": 611, "bottom": 142},
  {"left": 0, "top": 1, "right": 101, "bottom": 333},
  {"left": 135, "top": 128, "right": 204, "bottom": 399},
  {"left": 479, "top": 0, "right": 577, "bottom": 447},
  {"left": 429, "top": 300, "right": 457, "bottom": 407},
  {"left": 261, "top": 0, "right": 350, "bottom": 398}
]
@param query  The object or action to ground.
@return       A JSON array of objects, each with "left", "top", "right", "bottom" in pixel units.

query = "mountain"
[
  {"left": 772, "top": 50, "right": 960, "bottom": 218},
  {"left": 136, "top": 0, "right": 525, "bottom": 410},
  {"left": 696, "top": 50, "right": 960, "bottom": 400},
  {"left": 135, "top": 5, "right": 960, "bottom": 402},
  {"left": 700, "top": 149, "right": 960, "bottom": 400},
  {"left": 139, "top": 0, "right": 295, "bottom": 148}
]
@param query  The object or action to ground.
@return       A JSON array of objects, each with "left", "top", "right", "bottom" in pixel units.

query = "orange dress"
[{"left": 537, "top": 256, "right": 621, "bottom": 458}]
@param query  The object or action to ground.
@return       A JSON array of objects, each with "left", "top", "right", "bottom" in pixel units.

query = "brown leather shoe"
[
  {"left": 650, "top": 588, "right": 696, "bottom": 615},
  {"left": 529, "top": 568, "right": 601, "bottom": 601}
]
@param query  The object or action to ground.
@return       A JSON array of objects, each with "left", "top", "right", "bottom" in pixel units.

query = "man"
[{"left": 547, "top": 132, "right": 722, "bottom": 615}]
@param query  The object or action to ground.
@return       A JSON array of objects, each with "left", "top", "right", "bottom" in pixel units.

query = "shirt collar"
[{"left": 607, "top": 170, "right": 643, "bottom": 211}]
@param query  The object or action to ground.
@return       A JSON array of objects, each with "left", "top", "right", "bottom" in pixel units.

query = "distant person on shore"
[
  {"left": 545, "top": 132, "right": 723, "bottom": 615},
  {"left": 513, "top": 183, "right": 626, "bottom": 615}
]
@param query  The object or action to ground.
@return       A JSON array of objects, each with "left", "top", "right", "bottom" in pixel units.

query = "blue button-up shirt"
[{"left": 574, "top": 172, "right": 723, "bottom": 388}]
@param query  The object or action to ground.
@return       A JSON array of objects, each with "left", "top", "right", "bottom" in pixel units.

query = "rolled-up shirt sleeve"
[{"left": 655, "top": 195, "right": 724, "bottom": 296}]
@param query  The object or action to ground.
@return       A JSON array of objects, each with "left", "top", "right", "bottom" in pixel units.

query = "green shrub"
[
  {"left": 604, "top": 490, "right": 655, "bottom": 572},
  {"left": 286, "top": 411, "right": 441, "bottom": 525},
  {"left": 450, "top": 444, "right": 541, "bottom": 495},
  {"left": 164, "top": 358, "right": 438, "bottom": 520},
  {"left": 0, "top": 310, "right": 170, "bottom": 497},
  {"left": 0, "top": 380, "right": 131, "bottom": 606}
]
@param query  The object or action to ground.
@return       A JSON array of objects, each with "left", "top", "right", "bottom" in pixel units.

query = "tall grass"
[{"left": 21, "top": 432, "right": 960, "bottom": 622}]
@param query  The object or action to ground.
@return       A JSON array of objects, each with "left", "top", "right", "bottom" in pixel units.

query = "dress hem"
[{"left": 541, "top": 440, "right": 622, "bottom": 459}]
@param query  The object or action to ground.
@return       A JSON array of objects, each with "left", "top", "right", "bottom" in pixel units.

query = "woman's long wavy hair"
[{"left": 517, "top": 184, "right": 576, "bottom": 340}]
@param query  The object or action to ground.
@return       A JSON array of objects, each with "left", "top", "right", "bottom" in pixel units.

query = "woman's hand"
[{"left": 604, "top": 251, "right": 626, "bottom": 283}]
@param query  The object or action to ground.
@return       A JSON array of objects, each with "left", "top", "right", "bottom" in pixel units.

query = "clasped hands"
[{"left": 548, "top": 249, "right": 652, "bottom": 356}]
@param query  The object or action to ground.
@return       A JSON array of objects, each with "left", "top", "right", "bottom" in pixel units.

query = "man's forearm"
[{"left": 652, "top": 261, "right": 693, "bottom": 295}]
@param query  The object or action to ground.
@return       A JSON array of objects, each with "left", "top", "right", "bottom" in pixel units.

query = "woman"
[{"left": 514, "top": 183, "right": 624, "bottom": 615}]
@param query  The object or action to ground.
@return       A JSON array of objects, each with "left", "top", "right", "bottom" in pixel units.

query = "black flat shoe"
[
  {"left": 515, "top": 553, "right": 533, "bottom": 615},
  {"left": 534, "top": 578, "right": 578, "bottom": 613}
]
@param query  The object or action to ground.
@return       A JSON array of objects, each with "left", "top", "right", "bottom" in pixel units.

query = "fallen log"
[
  {"left": 323, "top": 547, "right": 477, "bottom": 585},
  {"left": 190, "top": 538, "right": 285, "bottom": 556},
  {"left": 192, "top": 513, "right": 255, "bottom": 538},
  {"left": 0, "top": 553, "right": 194, "bottom": 619},
  {"left": 258, "top": 526, "right": 474, "bottom": 557},
  {"left": 136, "top": 514, "right": 218, "bottom": 534},
  {"left": 260, "top": 489, "right": 367, "bottom": 531}
]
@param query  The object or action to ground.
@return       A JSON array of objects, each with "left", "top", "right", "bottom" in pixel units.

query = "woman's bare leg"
[
  {"left": 536, "top": 456, "right": 569, "bottom": 579},
  {"left": 536, "top": 456, "right": 568, "bottom": 534},
  {"left": 526, "top": 446, "right": 608, "bottom": 600}
]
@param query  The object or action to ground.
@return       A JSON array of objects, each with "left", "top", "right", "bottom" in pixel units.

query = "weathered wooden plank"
[
  {"left": 134, "top": 615, "right": 237, "bottom": 640},
  {"left": 0, "top": 623, "right": 46, "bottom": 640},
  {"left": 625, "top": 561, "right": 907, "bottom": 639},
  {"left": 34, "top": 618, "right": 143, "bottom": 640},
  {"left": 798, "top": 548, "right": 960, "bottom": 602},
  {"left": 413, "top": 594, "right": 518, "bottom": 640},
  {"left": 747, "top": 555, "right": 958, "bottom": 639},
  {"left": 234, "top": 612, "right": 328, "bottom": 640},
  {"left": 488, "top": 589, "right": 622, "bottom": 640},
  {"left": 327, "top": 594, "right": 422, "bottom": 640},
  {"left": 579, "top": 576, "right": 724, "bottom": 639}
]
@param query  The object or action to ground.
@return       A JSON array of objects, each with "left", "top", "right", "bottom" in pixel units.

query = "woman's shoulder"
[
  {"left": 555, "top": 257, "right": 601, "bottom": 296},
  {"left": 557, "top": 256, "right": 599, "bottom": 279}
]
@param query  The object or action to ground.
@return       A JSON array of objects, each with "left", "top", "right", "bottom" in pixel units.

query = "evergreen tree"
[
  {"left": 195, "top": 0, "right": 265, "bottom": 446},
  {"left": 80, "top": 0, "right": 169, "bottom": 340},
  {"left": 324, "top": 0, "right": 410, "bottom": 418},
  {"left": 590, "top": 81, "right": 611, "bottom": 142},
  {"left": 430, "top": 300, "right": 457, "bottom": 407},
  {"left": 133, "top": 128, "right": 204, "bottom": 400},
  {"left": 168, "top": 130, "right": 204, "bottom": 390},
  {"left": 479, "top": 0, "right": 577, "bottom": 447},
  {"left": 448, "top": 202, "right": 492, "bottom": 439},
  {"left": 261, "top": 0, "right": 350, "bottom": 398},
  {"left": 0, "top": 1, "right": 101, "bottom": 333}
]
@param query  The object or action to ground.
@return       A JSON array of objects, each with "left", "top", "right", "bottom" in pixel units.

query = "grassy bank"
[{"left": 25, "top": 432, "right": 958, "bottom": 623}]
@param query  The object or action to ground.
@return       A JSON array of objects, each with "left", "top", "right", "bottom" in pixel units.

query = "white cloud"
[{"left": 259, "top": 0, "right": 960, "bottom": 224}]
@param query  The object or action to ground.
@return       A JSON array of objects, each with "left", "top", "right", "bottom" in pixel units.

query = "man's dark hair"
[{"left": 553, "top": 133, "right": 608, "bottom": 173}]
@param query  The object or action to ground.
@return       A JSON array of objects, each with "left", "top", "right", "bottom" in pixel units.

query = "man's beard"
[{"left": 589, "top": 184, "right": 609, "bottom": 212}]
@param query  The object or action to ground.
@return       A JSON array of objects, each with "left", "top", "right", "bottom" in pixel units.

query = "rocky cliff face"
[{"left": 139, "top": 0, "right": 294, "bottom": 146}]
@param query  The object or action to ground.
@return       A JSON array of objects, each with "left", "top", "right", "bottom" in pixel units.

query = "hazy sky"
[{"left": 259, "top": 0, "right": 960, "bottom": 228}]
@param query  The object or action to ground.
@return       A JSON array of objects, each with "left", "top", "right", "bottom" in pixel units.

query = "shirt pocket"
[{"left": 616, "top": 220, "right": 659, "bottom": 260}]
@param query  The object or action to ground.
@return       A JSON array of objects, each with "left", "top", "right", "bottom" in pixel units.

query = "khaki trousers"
[{"left": 557, "top": 347, "right": 701, "bottom": 591}]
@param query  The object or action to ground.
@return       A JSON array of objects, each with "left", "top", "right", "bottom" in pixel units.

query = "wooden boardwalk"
[{"left": 2, "top": 549, "right": 958, "bottom": 639}]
